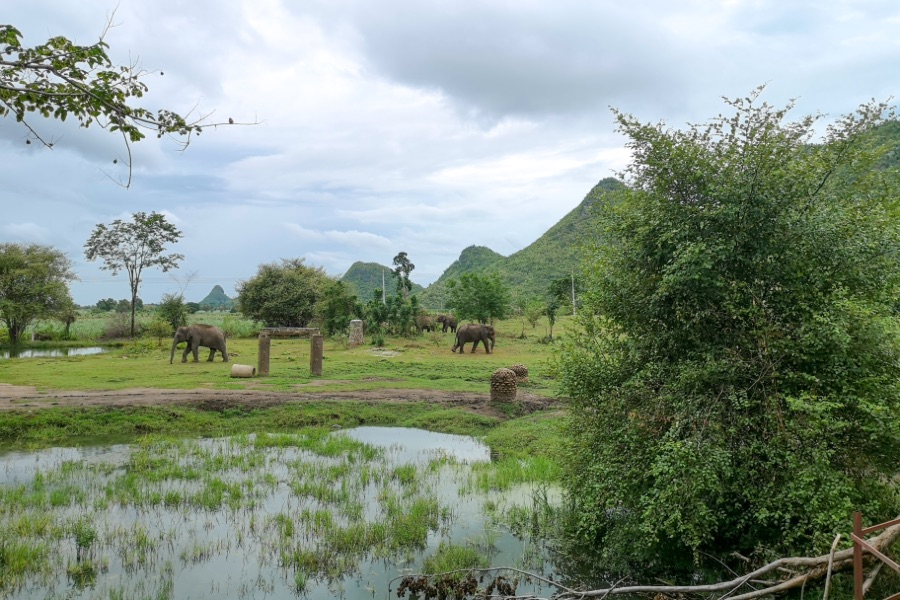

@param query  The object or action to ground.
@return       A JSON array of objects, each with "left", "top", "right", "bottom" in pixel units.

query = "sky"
[{"left": 2, "top": 1, "right": 898, "bottom": 306}]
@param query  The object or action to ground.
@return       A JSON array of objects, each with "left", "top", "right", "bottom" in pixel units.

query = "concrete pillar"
[
  {"left": 349, "top": 319, "right": 364, "bottom": 347},
  {"left": 258, "top": 333, "right": 271, "bottom": 376},
  {"left": 310, "top": 334, "right": 324, "bottom": 376}
]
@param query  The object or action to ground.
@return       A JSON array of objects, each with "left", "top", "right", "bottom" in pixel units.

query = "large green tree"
[
  {"left": 560, "top": 89, "right": 900, "bottom": 573},
  {"left": 0, "top": 24, "right": 236, "bottom": 187},
  {"left": 237, "top": 259, "right": 331, "bottom": 327},
  {"left": 84, "top": 212, "right": 183, "bottom": 338},
  {"left": 0, "top": 243, "right": 76, "bottom": 344},
  {"left": 446, "top": 272, "right": 510, "bottom": 324}
]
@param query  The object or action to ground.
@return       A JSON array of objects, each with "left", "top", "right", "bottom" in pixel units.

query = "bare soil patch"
[{"left": 0, "top": 384, "right": 561, "bottom": 419}]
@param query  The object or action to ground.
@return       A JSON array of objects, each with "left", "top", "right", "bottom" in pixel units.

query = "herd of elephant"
[{"left": 169, "top": 316, "right": 496, "bottom": 364}]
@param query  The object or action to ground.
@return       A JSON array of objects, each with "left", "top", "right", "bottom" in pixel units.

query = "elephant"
[
  {"left": 415, "top": 314, "right": 436, "bottom": 333},
  {"left": 170, "top": 324, "right": 229, "bottom": 364},
  {"left": 436, "top": 314, "right": 457, "bottom": 333},
  {"left": 451, "top": 323, "right": 495, "bottom": 354}
]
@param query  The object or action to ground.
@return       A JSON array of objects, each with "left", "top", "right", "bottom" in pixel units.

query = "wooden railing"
[{"left": 853, "top": 511, "right": 900, "bottom": 600}]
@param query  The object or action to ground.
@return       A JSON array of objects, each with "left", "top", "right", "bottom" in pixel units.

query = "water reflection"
[
  {"left": 0, "top": 427, "right": 566, "bottom": 600},
  {"left": 0, "top": 346, "right": 105, "bottom": 359}
]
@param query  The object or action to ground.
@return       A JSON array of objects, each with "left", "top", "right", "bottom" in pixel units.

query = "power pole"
[
  {"left": 571, "top": 273, "right": 576, "bottom": 316},
  {"left": 382, "top": 269, "right": 386, "bottom": 304}
]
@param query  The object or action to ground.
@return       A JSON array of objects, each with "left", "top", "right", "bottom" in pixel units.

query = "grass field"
[{"left": 1, "top": 315, "right": 567, "bottom": 396}]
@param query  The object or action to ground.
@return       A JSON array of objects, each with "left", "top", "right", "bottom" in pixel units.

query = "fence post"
[
  {"left": 310, "top": 334, "right": 323, "bottom": 376},
  {"left": 258, "top": 332, "right": 271, "bottom": 376},
  {"left": 854, "top": 511, "right": 863, "bottom": 600}
]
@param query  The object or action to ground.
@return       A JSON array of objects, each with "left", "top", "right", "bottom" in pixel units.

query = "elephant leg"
[
  {"left": 181, "top": 345, "right": 190, "bottom": 363},
  {"left": 207, "top": 348, "right": 216, "bottom": 362},
  {"left": 221, "top": 348, "right": 229, "bottom": 362},
  {"left": 192, "top": 341, "right": 200, "bottom": 362}
]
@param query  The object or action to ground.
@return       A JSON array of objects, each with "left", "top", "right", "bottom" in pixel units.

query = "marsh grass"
[{"left": 0, "top": 424, "right": 567, "bottom": 599}]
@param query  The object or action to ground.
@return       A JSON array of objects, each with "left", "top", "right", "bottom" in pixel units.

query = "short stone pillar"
[
  {"left": 349, "top": 319, "right": 364, "bottom": 347},
  {"left": 490, "top": 368, "right": 518, "bottom": 402},
  {"left": 258, "top": 333, "right": 271, "bottom": 376},
  {"left": 310, "top": 334, "right": 324, "bottom": 376}
]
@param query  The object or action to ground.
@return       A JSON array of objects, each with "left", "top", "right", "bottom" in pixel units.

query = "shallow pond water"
[
  {"left": 0, "top": 346, "right": 105, "bottom": 359},
  {"left": 0, "top": 427, "right": 568, "bottom": 599}
]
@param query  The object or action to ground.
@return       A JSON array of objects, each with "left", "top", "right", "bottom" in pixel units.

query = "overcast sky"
[{"left": 2, "top": 1, "right": 898, "bottom": 305}]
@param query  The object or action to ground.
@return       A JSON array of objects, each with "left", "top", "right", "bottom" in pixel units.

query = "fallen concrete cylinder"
[{"left": 230, "top": 364, "right": 256, "bottom": 378}]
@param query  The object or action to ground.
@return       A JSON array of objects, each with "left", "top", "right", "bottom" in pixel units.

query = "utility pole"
[
  {"left": 382, "top": 269, "right": 386, "bottom": 304},
  {"left": 571, "top": 273, "right": 576, "bottom": 316}
]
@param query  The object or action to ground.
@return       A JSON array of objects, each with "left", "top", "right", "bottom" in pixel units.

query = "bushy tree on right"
[{"left": 559, "top": 88, "right": 900, "bottom": 573}]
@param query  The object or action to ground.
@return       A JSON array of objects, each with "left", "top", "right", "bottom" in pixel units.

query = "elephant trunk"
[{"left": 170, "top": 338, "right": 178, "bottom": 364}]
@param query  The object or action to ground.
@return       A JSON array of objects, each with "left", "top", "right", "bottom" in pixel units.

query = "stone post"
[
  {"left": 349, "top": 319, "right": 364, "bottom": 347},
  {"left": 310, "top": 334, "right": 324, "bottom": 376},
  {"left": 258, "top": 332, "right": 271, "bottom": 376}
]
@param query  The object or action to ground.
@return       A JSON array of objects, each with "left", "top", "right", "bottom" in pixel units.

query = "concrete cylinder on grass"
[{"left": 230, "top": 364, "right": 256, "bottom": 378}]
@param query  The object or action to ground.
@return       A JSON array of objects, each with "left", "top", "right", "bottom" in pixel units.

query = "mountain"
[
  {"left": 197, "top": 285, "right": 235, "bottom": 309},
  {"left": 341, "top": 261, "right": 425, "bottom": 303},
  {"left": 416, "top": 177, "right": 624, "bottom": 308},
  {"left": 415, "top": 245, "right": 505, "bottom": 309}
]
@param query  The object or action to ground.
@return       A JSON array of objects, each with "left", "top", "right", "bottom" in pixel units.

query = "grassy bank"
[{"left": 0, "top": 318, "right": 563, "bottom": 395}]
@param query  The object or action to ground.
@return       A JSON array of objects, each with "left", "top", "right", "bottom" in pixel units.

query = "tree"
[
  {"left": 559, "top": 89, "right": 900, "bottom": 573},
  {"left": 0, "top": 243, "right": 76, "bottom": 344},
  {"left": 95, "top": 298, "right": 116, "bottom": 311},
  {"left": 392, "top": 252, "right": 415, "bottom": 299},
  {"left": 84, "top": 212, "right": 183, "bottom": 338},
  {"left": 0, "top": 23, "right": 240, "bottom": 188},
  {"left": 236, "top": 259, "right": 330, "bottom": 327},
  {"left": 317, "top": 280, "right": 360, "bottom": 336},
  {"left": 56, "top": 298, "right": 78, "bottom": 340},
  {"left": 157, "top": 293, "right": 188, "bottom": 332},
  {"left": 446, "top": 272, "right": 511, "bottom": 324}
]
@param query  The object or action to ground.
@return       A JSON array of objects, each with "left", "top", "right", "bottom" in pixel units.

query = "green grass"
[{"left": 0, "top": 315, "right": 567, "bottom": 397}]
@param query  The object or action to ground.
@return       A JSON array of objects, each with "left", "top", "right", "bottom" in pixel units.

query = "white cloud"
[
  {"left": 3, "top": 0, "right": 898, "bottom": 305},
  {"left": 1, "top": 222, "right": 51, "bottom": 242}
]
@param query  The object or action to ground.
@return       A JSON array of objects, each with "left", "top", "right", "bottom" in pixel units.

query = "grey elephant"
[
  {"left": 170, "top": 324, "right": 229, "bottom": 364},
  {"left": 415, "top": 314, "right": 436, "bottom": 333},
  {"left": 436, "top": 314, "right": 457, "bottom": 333},
  {"left": 451, "top": 323, "right": 495, "bottom": 354}
]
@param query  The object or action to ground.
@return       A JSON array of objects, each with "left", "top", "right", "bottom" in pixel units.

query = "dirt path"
[{"left": 0, "top": 384, "right": 562, "bottom": 419}]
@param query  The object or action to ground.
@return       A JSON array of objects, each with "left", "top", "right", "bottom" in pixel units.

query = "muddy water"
[
  {"left": 0, "top": 346, "right": 105, "bottom": 359},
  {"left": 0, "top": 427, "right": 564, "bottom": 599}
]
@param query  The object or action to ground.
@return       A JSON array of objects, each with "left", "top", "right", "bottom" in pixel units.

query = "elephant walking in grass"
[
  {"left": 452, "top": 324, "right": 495, "bottom": 354},
  {"left": 170, "top": 324, "right": 229, "bottom": 364},
  {"left": 415, "top": 314, "right": 436, "bottom": 333},
  {"left": 436, "top": 314, "right": 457, "bottom": 333}
]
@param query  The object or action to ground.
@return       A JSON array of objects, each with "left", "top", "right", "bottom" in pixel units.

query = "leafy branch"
[{"left": 0, "top": 17, "right": 255, "bottom": 187}]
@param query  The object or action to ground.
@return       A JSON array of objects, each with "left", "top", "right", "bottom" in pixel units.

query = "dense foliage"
[
  {"left": 84, "top": 212, "right": 183, "bottom": 338},
  {"left": 0, "top": 243, "right": 75, "bottom": 344},
  {"left": 446, "top": 272, "right": 511, "bottom": 324},
  {"left": 236, "top": 259, "right": 331, "bottom": 327},
  {"left": 560, "top": 90, "right": 900, "bottom": 572},
  {"left": 157, "top": 293, "right": 188, "bottom": 332}
]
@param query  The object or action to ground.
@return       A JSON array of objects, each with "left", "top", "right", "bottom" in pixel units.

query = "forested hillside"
[
  {"left": 341, "top": 261, "right": 425, "bottom": 303},
  {"left": 417, "top": 177, "right": 624, "bottom": 308}
]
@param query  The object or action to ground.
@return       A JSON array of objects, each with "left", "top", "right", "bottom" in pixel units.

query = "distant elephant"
[
  {"left": 415, "top": 314, "right": 436, "bottom": 333},
  {"left": 436, "top": 314, "right": 457, "bottom": 333},
  {"left": 452, "top": 324, "right": 495, "bottom": 354},
  {"left": 170, "top": 324, "right": 228, "bottom": 364}
]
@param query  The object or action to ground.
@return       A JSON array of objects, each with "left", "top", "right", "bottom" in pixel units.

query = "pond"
[
  {"left": 0, "top": 426, "right": 573, "bottom": 599},
  {"left": 0, "top": 346, "right": 106, "bottom": 359}
]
